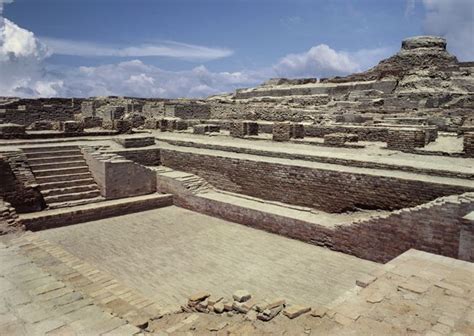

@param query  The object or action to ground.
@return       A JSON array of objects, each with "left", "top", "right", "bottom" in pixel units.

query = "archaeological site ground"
[{"left": 0, "top": 36, "right": 473, "bottom": 335}]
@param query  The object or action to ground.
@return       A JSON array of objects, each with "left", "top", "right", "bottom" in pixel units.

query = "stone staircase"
[{"left": 22, "top": 145, "right": 104, "bottom": 209}]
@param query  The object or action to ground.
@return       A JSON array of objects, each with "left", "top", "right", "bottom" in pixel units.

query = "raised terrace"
[{"left": 1, "top": 35, "right": 473, "bottom": 335}]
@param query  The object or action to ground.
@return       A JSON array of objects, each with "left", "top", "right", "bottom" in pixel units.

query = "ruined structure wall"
[
  {"left": 1, "top": 98, "right": 81, "bottom": 126},
  {"left": 173, "top": 191, "right": 473, "bottom": 263},
  {"left": 160, "top": 149, "right": 470, "bottom": 213},
  {"left": 0, "top": 152, "right": 44, "bottom": 213}
]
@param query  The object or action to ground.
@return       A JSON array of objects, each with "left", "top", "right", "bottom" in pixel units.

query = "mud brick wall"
[
  {"left": 144, "top": 119, "right": 160, "bottom": 129},
  {"left": 305, "top": 125, "right": 389, "bottom": 141},
  {"left": 290, "top": 123, "right": 305, "bottom": 139},
  {"left": 387, "top": 129, "right": 427, "bottom": 150},
  {"left": 82, "top": 117, "right": 103, "bottom": 128},
  {"left": 0, "top": 124, "right": 26, "bottom": 139},
  {"left": 165, "top": 103, "right": 211, "bottom": 119},
  {"left": 229, "top": 121, "right": 258, "bottom": 137},
  {"left": 464, "top": 132, "right": 474, "bottom": 157},
  {"left": 0, "top": 198, "right": 21, "bottom": 235},
  {"left": 60, "top": 121, "right": 84, "bottom": 134},
  {"left": 2, "top": 98, "right": 80, "bottom": 126},
  {"left": 160, "top": 149, "right": 471, "bottom": 213},
  {"left": 272, "top": 122, "right": 291, "bottom": 141},
  {"left": 229, "top": 121, "right": 246, "bottom": 137},
  {"left": 176, "top": 192, "right": 473, "bottom": 263},
  {"left": 0, "top": 153, "right": 44, "bottom": 213}
]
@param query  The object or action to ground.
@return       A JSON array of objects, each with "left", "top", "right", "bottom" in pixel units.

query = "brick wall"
[
  {"left": 164, "top": 102, "right": 211, "bottom": 119},
  {"left": 2, "top": 98, "right": 80, "bottom": 126},
  {"left": 464, "top": 132, "right": 474, "bottom": 157},
  {"left": 0, "top": 152, "right": 44, "bottom": 213},
  {"left": 387, "top": 129, "right": 427, "bottom": 150},
  {"left": 0, "top": 198, "right": 22, "bottom": 235},
  {"left": 160, "top": 149, "right": 471, "bottom": 213},
  {"left": 173, "top": 190, "right": 473, "bottom": 263}
]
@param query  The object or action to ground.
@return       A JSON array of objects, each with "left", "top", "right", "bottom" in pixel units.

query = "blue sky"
[{"left": 0, "top": 0, "right": 473, "bottom": 98}]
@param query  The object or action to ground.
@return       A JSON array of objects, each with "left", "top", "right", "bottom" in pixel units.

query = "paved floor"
[
  {"left": 39, "top": 207, "right": 381, "bottom": 310},
  {"left": 0, "top": 241, "right": 139, "bottom": 335}
]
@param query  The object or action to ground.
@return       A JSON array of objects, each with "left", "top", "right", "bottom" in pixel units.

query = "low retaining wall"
[
  {"left": 22, "top": 194, "right": 173, "bottom": 231},
  {"left": 171, "top": 188, "right": 474, "bottom": 263}
]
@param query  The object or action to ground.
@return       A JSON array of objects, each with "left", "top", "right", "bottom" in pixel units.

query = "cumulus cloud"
[
  {"left": 0, "top": 0, "right": 392, "bottom": 98},
  {"left": 57, "top": 61, "right": 264, "bottom": 98},
  {"left": 422, "top": 0, "right": 474, "bottom": 60},
  {"left": 41, "top": 38, "right": 234, "bottom": 61},
  {"left": 273, "top": 44, "right": 393, "bottom": 79},
  {"left": 0, "top": 17, "right": 62, "bottom": 97}
]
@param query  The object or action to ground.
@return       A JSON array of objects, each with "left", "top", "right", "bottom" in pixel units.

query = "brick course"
[{"left": 160, "top": 149, "right": 471, "bottom": 213}]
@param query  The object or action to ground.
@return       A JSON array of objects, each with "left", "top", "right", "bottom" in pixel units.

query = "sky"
[{"left": 0, "top": 0, "right": 473, "bottom": 98}]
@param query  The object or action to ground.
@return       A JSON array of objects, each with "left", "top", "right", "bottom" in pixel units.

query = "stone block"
[
  {"left": 113, "top": 120, "right": 132, "bottom": 134},
  {"left": 283, "top": 305, "right": 311, "bottom": 319},
  {"left": 324, "top": 133, "right": 359, "bottom": 146},
  {"left": 232, "top": 290, "right": 251, "bottom": 302},
  {"left": 60, "top": 121, "right": 84, "bottom": 134},
  {"left": 0, "top": 123, "right": 26, "bottom": 139},
  {"left": 213, "top": 302, "right": 224, "bottom": 313},
  {"left": 82, "top": 117, "right": 103, "bottom": 129},
  {"left": 387, "top": 128, "right": 427, "bottom": 150},
  {"left": 193, "top": 124, "right": 220, "bottom": 135},
  {"left": 356, "top": 274, "right": 377, "bottom": 288},
  {"left": 272, "top": 122, "right": 291, "bottom": 141},
  {"left": 257, "top": 305, "right": 283, "bottom": 321},
  {"left": 290, "top": 123, "right": 305, "bottom": 139},
  {"left": 188, "top": 292, "right": 210, "bottom": 303},
  {"left": 229, "top": 121, "right": 246, "bottom": 138},
  {"left": 28, "top": 120, "right": 57, "bottom": 131},
  {"left": 233, "top": 298, "right": 255, "bottom": 313},
  {"left": 143, "top": 119, "right": 160, "bottom": 130}
]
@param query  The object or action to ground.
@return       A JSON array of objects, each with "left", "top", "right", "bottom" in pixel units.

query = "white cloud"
[
  {"left": 273, "top": 44, "right": 393, "bottom": 79},
  {"left": 405, "top": 0, "right": 416, "bottom": 17},
  {"left": 41, "top": 38, "right": 234, "bottom": 61},
  {"left": 0, "top": 17, "right": 60, "bottom": 97},
  {"left": 57, "top": 61, "right": 264, "bottom": 98},
  {"left": 0, "top": 0, "right": 392, "bottom": 98},
  {"left": 422, "top": 0, "right": 474, "bottom": 60}
]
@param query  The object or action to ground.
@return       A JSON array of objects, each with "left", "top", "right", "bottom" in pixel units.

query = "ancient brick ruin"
[{"left": 0, "top": 36, "right": 473, "bottom": 335}]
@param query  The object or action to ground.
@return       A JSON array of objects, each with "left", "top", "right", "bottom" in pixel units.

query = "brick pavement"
[
  {"left": 0, "top": 240, "right": 141, "bottom": 335},
  {"left": 39, "top": 206, "right": 381, "bottom": 310}
]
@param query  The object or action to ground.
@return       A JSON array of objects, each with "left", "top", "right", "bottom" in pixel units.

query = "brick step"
[
  {"left": 44, "top": 190, "right": 101, "bottom": 204},
  {"left": 24, "top": 149, "right": 82, "bottom": 158},
  {"left": 39, "top": 178, "right": 96, "bottom": 190},
  {"left": 29, "top": 160, "right": 87, "bottom": 171},
  {"left": 21, "top": 145, "right": 79, "bottom": 153},
  {"left": 41, "top": 184, "right": 100, "bottom": 197},
  {"left": 33, "top": 166, "right": 90, "bottom": 177},
  {"left": 27, "top": 155, "right": 85, "bottom": 165},
  {"left": 20, "top": 193, "right": 174, "bottom": 230},
  {"left": 36, "top": 172, "right": 94, "bottom": 184},
  {"left": 47, "top": 196, "right": 105, "bottom": 210}
]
